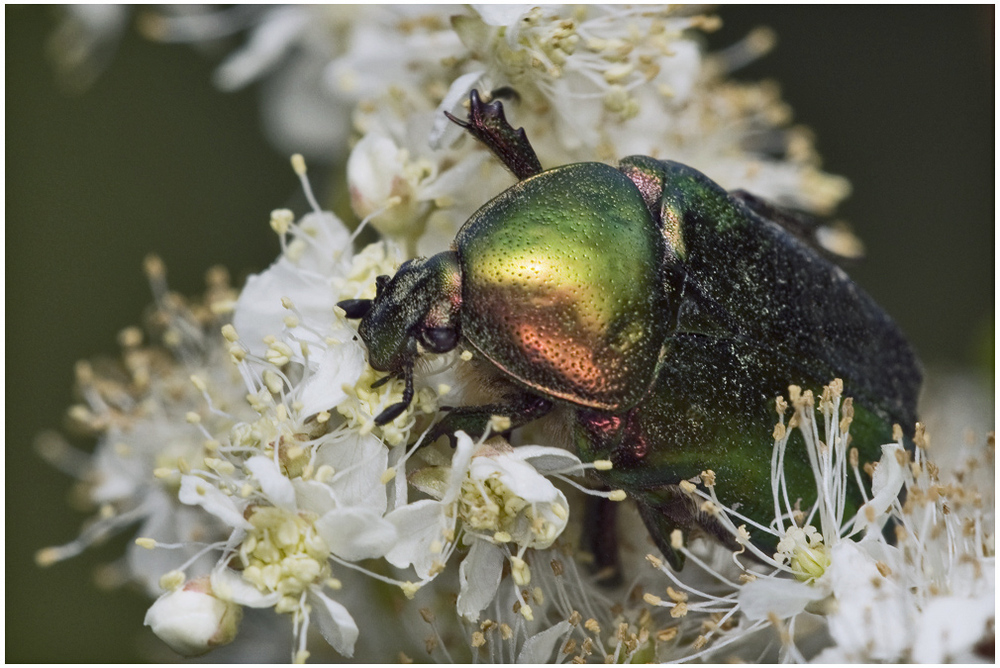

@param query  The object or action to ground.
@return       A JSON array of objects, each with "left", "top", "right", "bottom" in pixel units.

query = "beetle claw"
[{"left": 420, "top": 418, "right": 460, "bottom": 449}]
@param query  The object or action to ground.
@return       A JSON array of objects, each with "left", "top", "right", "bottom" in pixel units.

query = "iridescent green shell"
[{"left": 455, "top": 162, "right": 669, "bottom": 411}]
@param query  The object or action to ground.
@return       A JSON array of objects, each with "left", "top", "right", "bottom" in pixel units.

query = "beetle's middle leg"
[{"left": 425, "top": 392, "right": 553, "bottom": 447}]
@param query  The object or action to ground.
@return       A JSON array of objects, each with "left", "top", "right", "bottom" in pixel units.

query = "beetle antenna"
[
  {"left": 337, "top": 299, "right": 373, "bottom": 319},
  {"left": 373, "top": 365, "right": 414, "bottom": 425},
  {"left": 445, "top": 89, "right": 542, "bottom": 180}
]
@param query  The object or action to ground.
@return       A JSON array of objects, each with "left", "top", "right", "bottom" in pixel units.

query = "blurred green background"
[{"left": 7, "top": 6, "right": 993, "bottom": 662}]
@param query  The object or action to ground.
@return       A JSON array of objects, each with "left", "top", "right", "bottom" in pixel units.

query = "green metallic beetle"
[{"left": 339, "top": 90, "right": 921, "bottom": 570}]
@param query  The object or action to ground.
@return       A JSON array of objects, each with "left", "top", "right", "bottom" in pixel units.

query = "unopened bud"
[{"left": 144, "top": 578, "right": 242, "bottom": 656}]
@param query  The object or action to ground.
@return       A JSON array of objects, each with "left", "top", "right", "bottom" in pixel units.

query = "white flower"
[
  {"left": 230, "top": 168, "right": 443, "bottom": 445},
  {"left": 144, "top": 576, "right": 242, "bottom": 656},
  {"left": 346, "top": 132, "right": 492, "bottom": 253},
  {"left": 181, "top": 450, "right": 396, "bottom": 660},
  {"left": 670, "top": 382, "right": 994, "bottom": 663},
  {"left": 134, "top": 6, "right": 467, "bottom": 161},
  {"left": 35, "top": 262, "right": 250, "bottom": 596},
  {"left": 233, "top": 206, "right": 356, "bottom": 356},
  {"left": 462, "top": 443, "right": 573, "bottom": 550},
  {"left": 385, "top": 432, "right": 581, "bottom": 621},
  {"left": 230, "top": 206, "right": 372, "bottom": 418},
  {"left": 774, "top": 525, "right": 831, "bottom": 582},
  {"left": 57, "top": 6, "right": 852, "bottom": 214}
]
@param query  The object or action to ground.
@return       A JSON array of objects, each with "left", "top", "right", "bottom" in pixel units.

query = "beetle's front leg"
[
  {"left": 426, "top": 393, "right": 553, "bottom": 447},
  {"left": 445, "top": 89, "right": 543, "bottom": 181}
]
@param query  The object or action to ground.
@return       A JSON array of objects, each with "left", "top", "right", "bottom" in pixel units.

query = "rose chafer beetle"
[{"left": 339, "top": 90, "right": 922, "bottom": 570}]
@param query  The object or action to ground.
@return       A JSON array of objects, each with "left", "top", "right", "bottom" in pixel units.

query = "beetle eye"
[
  {"left": 421, "top": 327, "right": 458, "bottom": 353},
  {"left": 375, "top": 275, "right": 390, "bottom": 298}
]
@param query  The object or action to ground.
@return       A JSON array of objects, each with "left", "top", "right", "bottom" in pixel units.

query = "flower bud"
[{"left": 144, "top": 577, "right": 242, "bottom": 656}]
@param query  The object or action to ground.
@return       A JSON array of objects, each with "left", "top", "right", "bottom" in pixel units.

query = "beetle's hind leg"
[{"left": 581, "top": 494, "right": 624, "bottom": 586}]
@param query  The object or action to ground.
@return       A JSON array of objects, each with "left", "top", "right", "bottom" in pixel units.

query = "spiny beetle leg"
[
  {"left": 424, "top": 393, "right": 553, "bottom": 446},
  {"left": 581, "top": 494, "right": 624, "bottom": 586},
  {"left": 636, "top": 499, "right": 687, "bottom": 571},
  {"left": 634, "top": 485, "right": 745, "bottom": 571},
  {"left": 445, "top": 89, "right": 542, "bottom": 181}
]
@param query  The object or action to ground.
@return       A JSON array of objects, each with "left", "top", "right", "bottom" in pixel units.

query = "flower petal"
[
  {"left": 245, "top": 456, "right": 297, "bottom": 511},
  {"left": 869, "top": 443, "right": 906, "bottom": 508},
  {"left": 292, "top": 479, "right": 336, "bottom": 515},
  {"left": 314, "top": 507, "right": 397, "bottom": 561},
  {"left": 428, "top": 69, "right": 485, "bottom": 149},
  {"left": 470, "top": 454, "right": 559, "bottom": 504},
  {"left": 233, "top": 260, "right": 328, "bottom": 358},
  {"left": 308, "top": 588, "right": 359, "bottom": 658},
  {"left": 213, "top": 7, "right": 308, "bottom": 91},
  {"left": 441, "top": 431, "right": 476, "bottom": 505},
  {"left": 852, "top": 443, "right": 905, "bottom": 533},
  {"left": 384, "top": 499, "right": 448, "bottom": 579},
  {"left": 738, "top": 576, "right": 824, "bottom": 621},
  {"left": 178, "top": 475, "right": 252, "bottom": 530},
  {"left": 314, "top": 432, "right": 388, "bottom": 512},
  {"left": 825, "top": 541, "right": 911, "bottom": 661},
  {"left": 516, "top": 620, "right": 573, "bottom": 664},
  {"left": 456, "top": 539, "right": 504, "bottom": 621},
  {"left": 347, "top": 133, "right": 403, "bottom": 217},
  {"left": 232, "top": 210, "right": 351, "bottom": 357},
  {"left": 144, "top": 583, "right": 242, "bottom": 656},
  {"left": 296, "top": 339, "right": 367, "bottom": 417},
  {"left": 472, "top": 4, "right": 533, "bottom": 26},
  {"left": 911, "top": 592, "right": 995, "bottom": 663},
  {"left": 210, "top": 567, "right": 282, "bottom": 608},
  {"left": 510, "top": 444, "right": 585, "bottom": 475}
]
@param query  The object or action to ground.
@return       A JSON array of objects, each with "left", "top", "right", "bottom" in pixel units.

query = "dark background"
[{"left": 7, "top": 6, "right": 993, "bottom": 662}]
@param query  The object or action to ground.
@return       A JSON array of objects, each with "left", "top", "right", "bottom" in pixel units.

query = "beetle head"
[{"left": 340, "top": 250, "right": 463, "bottom": 374}]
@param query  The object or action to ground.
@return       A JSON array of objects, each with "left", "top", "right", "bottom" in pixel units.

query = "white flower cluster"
[
  {"left": 640, "top": 381, "right": 995, "bottom": 663},
  {"left": 39, "top": 158, "right": 617, "bottom": 661},
  {"left": 42, "top": 4, "right": 993, "bottom": 664},
  {"left": 94, "top": 4, "right": 851, "bottom": 254}
]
